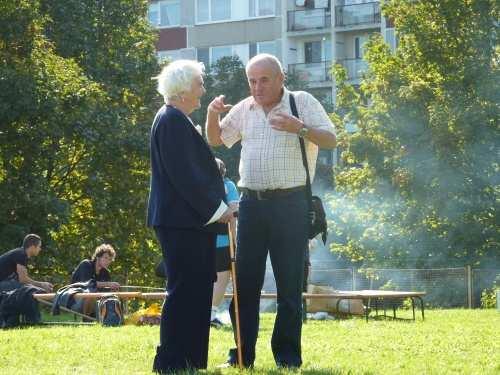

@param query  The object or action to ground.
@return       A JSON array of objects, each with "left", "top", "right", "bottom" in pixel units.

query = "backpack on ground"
[
  {"left": 97, "top": 295, "right": 123, "bottom": 326},
  {"left": 0, "top": 285, "right": 43, "bottom": 328},
  {"left": 51, "top": 279, "right": 97, "bottom": 315}
]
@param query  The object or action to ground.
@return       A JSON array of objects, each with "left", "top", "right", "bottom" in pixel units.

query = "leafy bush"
[{"left": 480, "top": 274, "right": 500, "bottom": 308}]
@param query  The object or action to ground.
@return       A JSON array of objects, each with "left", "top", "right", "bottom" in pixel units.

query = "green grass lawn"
[{"left": 0, "top": 309, "right": 498, "bottom": 375}]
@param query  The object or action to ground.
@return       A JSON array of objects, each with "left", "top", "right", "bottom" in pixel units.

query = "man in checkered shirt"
[{"left": 206, "top": 53, "right": 336, "bottom": 369}]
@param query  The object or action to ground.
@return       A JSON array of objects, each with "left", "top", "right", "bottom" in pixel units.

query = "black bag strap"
[{"left": 289, "top": 93, "right": 313, "bottom": 202}]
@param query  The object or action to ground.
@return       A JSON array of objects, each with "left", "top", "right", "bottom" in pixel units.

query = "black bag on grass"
[
  {"left": 0, "top": 285, "right": 43, "bottom": 328},
  {"left": 98, "top": 295, "right": 123, "bottom": 326}
]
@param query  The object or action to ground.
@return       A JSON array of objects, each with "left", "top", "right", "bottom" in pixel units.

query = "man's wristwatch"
[{"left": 298, "top": 125, "right": 309, "bottom": 138}]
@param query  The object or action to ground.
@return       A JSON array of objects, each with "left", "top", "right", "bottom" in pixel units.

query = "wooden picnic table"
[
  {"left": 33, "top": 290, "right": 425, "bottom": 321},
  {"left": 325, "top": 290, "right": 426, "bottom": 321}
]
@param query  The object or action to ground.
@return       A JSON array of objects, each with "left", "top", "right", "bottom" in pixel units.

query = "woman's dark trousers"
[{"left": 153, "top": 226, "right": 216, "bottom": 373}]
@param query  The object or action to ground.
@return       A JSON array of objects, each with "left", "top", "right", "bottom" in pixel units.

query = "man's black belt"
[{"left": 241, "top": 186, "right": 306, "bottom": 200}]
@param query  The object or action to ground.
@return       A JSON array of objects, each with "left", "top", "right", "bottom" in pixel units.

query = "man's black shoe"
[{"left": 277, "top": 362, "right": 301, "bottom": 370}]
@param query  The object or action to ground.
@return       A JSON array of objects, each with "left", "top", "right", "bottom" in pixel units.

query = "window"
[
  {"left": 157, "top": 50, "right": 180, "bottom": 63},
  {"left": 197, "top": 0, "right": 274, "bottom": 22},
  {"left": 344, "top": 0, "right": 370, "bottom": 4},
  {"left": 197, "top": 0, "right": 231, "bottom": 22},
  {"left": 250, "top": 40, "right": 276, "bottom": 58},
  {"left": 148, "top": 4, "right": 159, "bottom": 25},
  {"left": 354, "top": 35, "right": 368, "bottom": 59},
  {"left": 232, "top": 44, "right": 250, "bottom": 64},
  {"left": 212, "top": 0, "right": 231, "bottom": 21},
  {"left": 211, "top": 46, "right": 233, "bottom": 64},
  {"left": 323, "top": 39, "right": 332, "bottom": 61},
  {"left": 305, "top": 41, "right": 322, "bottom": 63},
  {"left": 249, "top": 0, "right": 275, "bottom": 17},
  {"left": 197, "top": 48, "right": 210, "bottom": 67},
  {"left": 314, "top": 0, "right": 330, "bottom": 9},
  {"left": 148, "top": 0, "right": 180, "bottom": 27},
  {"left": 197, "top": 0, "right": 209, "bottom": 22},
  {"left": 198, "top": 44, "right": 249, "bottom": 67},
  {"left": 257, "top": 41, "right": 276, "bottom": 55},
  {"left": 385, "top": 28, "right": 398, "bottom": 52}
]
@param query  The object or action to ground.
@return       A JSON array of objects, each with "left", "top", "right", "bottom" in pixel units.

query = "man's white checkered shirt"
[{"left": 220, "top": 88, "right": 336, "bottom": 190}]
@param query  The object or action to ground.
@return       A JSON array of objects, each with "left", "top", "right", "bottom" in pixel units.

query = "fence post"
[
  {"left": 466, "top": 265, "right": 472, "bottom": 309},
  {"left": 352, "top": 267, "right": 356, "bottom": 291}
]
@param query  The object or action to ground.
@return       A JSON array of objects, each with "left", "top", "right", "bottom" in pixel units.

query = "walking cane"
[{"left": 228, "top": 215, "right": 244, "bottom": 369}]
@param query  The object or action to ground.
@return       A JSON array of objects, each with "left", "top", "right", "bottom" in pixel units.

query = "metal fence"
[{"left": 261, "top": 264, "right": 499, "bottom": 308}]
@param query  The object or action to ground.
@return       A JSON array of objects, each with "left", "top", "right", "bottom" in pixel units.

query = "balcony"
[
  {"left": 288, "top": 61, "right": 332, "bottom": 83},
  {"left": 335, "top": 2, "right": 380, "bottom": 27},
  {"left": 337, "top": 58, "right": 368, "bottom": 80},
  {"left": 287, "top": 8, "right": 331, "bottom": 32}
]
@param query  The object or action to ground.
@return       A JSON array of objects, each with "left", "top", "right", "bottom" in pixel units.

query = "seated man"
[
  {"left": 71, "top": 244, "right": 120, "bottom": 319},
  {"left": 0, "top": 234, "right": 53, "bottom": 293},
  {"left": 71, "top": 243, "right": 120, "bottom": 291}
]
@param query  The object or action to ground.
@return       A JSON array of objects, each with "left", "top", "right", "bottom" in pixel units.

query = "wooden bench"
[
  {"left": 326, "top": 290, "right": 426, "bottom": 321},
  {"left": 34, "top": 290, "right": 425, "bottom": 322}
]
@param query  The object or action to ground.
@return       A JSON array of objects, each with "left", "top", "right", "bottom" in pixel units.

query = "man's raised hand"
[{"left": 208, "top": 95, "right": 233, "bottom": 114}]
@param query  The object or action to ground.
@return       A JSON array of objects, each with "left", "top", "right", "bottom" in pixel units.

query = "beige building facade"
[
  {"left": 148, "top": 0, "right": 396, "bottom": 166},
  {"left": 148, "top": 0, "right": 395, "bottom": 105}
]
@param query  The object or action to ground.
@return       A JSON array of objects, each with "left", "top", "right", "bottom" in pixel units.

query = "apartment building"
[
  {"left": 148, "top": 1, "right": 281, "bottom": 65},
  {"left": 147, "top": 0, "right": 396, "bottom": 167}
]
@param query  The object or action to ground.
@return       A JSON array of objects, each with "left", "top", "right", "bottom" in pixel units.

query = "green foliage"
[
  {"left": 481, "top": 273, "right": 500, "bottom": 308},
  {"left": 0, "top": 0, "right": 161, "bottom": 286},
  {"left": 329, "top": 0, "right": 500, "bottom": 268},
  {"left": 481, "top": 289, "right": 498, "bottom": 308},
  {"left": 1, "top": 311, "right": 499, "bottom": 374},
  {"left": 191, "top": 56, "right": 249, "bottom": 181}
]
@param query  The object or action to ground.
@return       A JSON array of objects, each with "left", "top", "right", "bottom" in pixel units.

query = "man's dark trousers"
[
  {"left": 229, "top": 189, "right": 308, "bottom": 367},
  {"left": 154, "top": 226, "right": 216, "bottom": 372}
]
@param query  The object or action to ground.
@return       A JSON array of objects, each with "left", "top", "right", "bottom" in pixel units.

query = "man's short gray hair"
[
  {"left": 155, "top": 60, "right": 205, "bottom": 101},
  {"left": 246, "top": 53, "right": 284, "bottom": 75}
]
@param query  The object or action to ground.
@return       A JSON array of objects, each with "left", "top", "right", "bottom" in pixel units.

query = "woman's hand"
[{"left": 217, "top": 206, "right": 236, "bottom": 223}]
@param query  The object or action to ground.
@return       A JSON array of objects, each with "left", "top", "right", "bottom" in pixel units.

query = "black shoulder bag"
[{"left": 289, "top": 94, "right": 328, "bottom": 244}]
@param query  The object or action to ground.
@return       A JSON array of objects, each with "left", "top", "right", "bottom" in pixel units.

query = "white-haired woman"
[{"left": 147, "top": 60, "right": 233, "bottom": 373}]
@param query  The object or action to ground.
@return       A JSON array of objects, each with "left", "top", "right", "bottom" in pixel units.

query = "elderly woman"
[{"left": 147, "top": 60, "right": 233, "bottom": 373}]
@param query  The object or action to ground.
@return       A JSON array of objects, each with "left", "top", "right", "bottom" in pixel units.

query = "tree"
[
  {"left": 329, "top": 0, "right": 499, "bottom": 268},
  {"left": 39, "top": 0, "right": 160, "bottom": 285},
  {"left": 191, "top": 56, "right": 249, "bottom": 181},
  {"left": 0, "top": 0, "right": 161, "bottom": 285},
  {"left": 0, "top": 0, "right": 104, "bottom": 279}
]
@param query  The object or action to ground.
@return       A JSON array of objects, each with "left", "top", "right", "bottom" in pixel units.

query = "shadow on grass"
[
  {"left": 0, "top": 321, "right": 96, "bottom": 330},
  {"left": 167, "top": 367, "right": 372, "bottom": 375}
]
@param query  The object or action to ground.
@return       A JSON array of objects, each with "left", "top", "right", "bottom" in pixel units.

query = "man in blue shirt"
[{"left": 211, "top": 159, "right": 239, "bottom": 327}]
